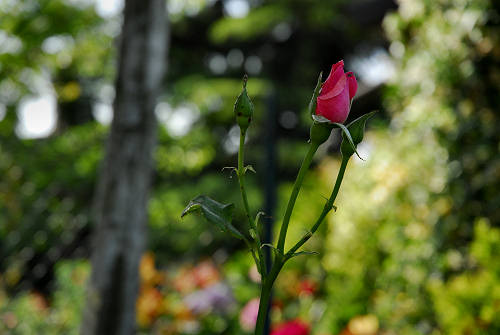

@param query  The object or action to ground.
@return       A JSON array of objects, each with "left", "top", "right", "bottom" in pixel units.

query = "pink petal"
[
  {"left": 315, "top": 84, "right": 350, "bottom": 123},
  {"left": 321, "top": 60, "right": 344, "bottom": 94},
  {"left": 318, "top": 73, "right": 347, "bottom": 100},
  {"left": 346, "top": 72, "right": 358, "bottom": 99}
]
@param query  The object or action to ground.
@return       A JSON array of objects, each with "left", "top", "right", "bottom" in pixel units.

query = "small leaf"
[
  {"left": 245, "top": 165, "right": 256, "bottom": 174},
  {"left": 289, "top": 250, "right": 320, "bottom": 259},
  {"left": 181, "top": 195, "right": 244, "bottom": 239},
  {"left": 222, "top": 166, "right": 238, "bottom": 175},
  {"left": 261, "top": 243, "right": 283, "bottom": 257},
  {"left": 255, "top": 211, "right": 265, "bottom": 233},
  {"left": 255, "top": 211, "right": 265, "bottom": 225}
]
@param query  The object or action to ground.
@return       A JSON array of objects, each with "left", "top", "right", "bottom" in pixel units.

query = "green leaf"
[
  {"left": 245, "top": 165, "right": 256, "bottom": 174},
  {"left": 181, "top": 195, "right": 244, "bottom": 239},
  {"left": 288, "top": 250, "right": 320, "bottom": 259}
]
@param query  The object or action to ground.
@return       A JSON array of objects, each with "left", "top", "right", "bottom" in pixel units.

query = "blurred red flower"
[
  {"left": 298, "top": 279, "right": 317, "bottom": 296},
  {"left": 271, "top": 319, "right": 310, "bottom": 335}
]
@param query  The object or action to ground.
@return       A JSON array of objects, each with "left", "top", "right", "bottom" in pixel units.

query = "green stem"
[
  {"left": 286, "top": 155, "right": 349, "bottom": 258},
  {"left": 238, "top": 130, "right": 266, "bottom": 275},
  {"left": 254, "top": 260, "right": 283, "bottom": 335},
  {"left": 276, "top": 141, "right": 320, "bottom": 253},
  {"left": 238, "top": 130, "right": 253, "bottom": 225}
]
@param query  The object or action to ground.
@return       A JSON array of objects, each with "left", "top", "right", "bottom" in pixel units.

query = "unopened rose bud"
[
  {"left": 234, "top": 75, "right": 254, "bottom": 133},
  {"left": 315, "top": 60, "right": 358, "bottom": 124}
]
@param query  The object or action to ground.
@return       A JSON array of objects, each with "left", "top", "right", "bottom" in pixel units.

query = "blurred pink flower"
[
  {"left": 183, "top": 282, "right": 235, "bottom": 315},
  {"left": 271, "top": 319, "right": 310, "bottom": 335},
  {"left": 239, "top": 298, "right": 260, "bottom": 332}
]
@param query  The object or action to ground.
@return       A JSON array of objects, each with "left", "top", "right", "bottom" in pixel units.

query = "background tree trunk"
[{"left": 81, "top": 1, "right": 168, "bottom": 334}]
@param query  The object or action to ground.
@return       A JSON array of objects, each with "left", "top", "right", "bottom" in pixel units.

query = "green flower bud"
[{"left": 234, "top": 75, "right": 254, "bottom": 133}]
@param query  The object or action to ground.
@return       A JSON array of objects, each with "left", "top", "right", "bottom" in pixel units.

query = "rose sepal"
[
  {"left": 340, "top": 111, "right": 377, "bottom": 158},
  {"left": 308, "top": 71, "right": 323, "bottom": 116},
  {"left": 311, "top": 114, "right": 361, "bottom": 158},
  {"left": 309, "top": 120, "right": 333, "bottom": 145}
]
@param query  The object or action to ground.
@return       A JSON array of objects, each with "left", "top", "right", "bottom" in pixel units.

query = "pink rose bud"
[{"left": 315, "top": 60, "right": 358, "bottom": 124}]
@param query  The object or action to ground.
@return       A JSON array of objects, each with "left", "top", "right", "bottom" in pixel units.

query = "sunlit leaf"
[{"left": 181, "top": 195, "right": 244, "bottom": 239}]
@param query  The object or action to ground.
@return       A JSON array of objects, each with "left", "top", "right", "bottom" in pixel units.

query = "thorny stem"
[
  {"left": 286, "top": 155, "right": 349, "bottom": 258},
  {"left": 238, "top": 130, "right": 266, "bottom": 276}
]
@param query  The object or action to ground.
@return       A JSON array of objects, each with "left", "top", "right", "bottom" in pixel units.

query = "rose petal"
[
  {"left": 316, "top": 84, "right": 350, "bottom": 123},
  {"left": 346, "top": 72, "right": 358, "bottom": 99},
  {"left": 318, "top": 74, "right": 347, "bottom": 100},
  {"left": 321, "top": 60, "right": 344, "bottom": 94}
]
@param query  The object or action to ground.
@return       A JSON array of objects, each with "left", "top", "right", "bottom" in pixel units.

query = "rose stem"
[
  {"left": 238, "top": 129, "right": 266, "bottom": 275},
  {"left": 255, "top": 260, "right": 282, "bottom": 335},
  {"left": 285, "top": 155, "right": 349, "bottom": 258},
  {"left": 276, "top": 141, "right": 320, "bottom": 253}
]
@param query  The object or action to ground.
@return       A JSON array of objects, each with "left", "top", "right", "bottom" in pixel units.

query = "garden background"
[{"left": 1, "top": 0, "right": 499, "bottom": 334}]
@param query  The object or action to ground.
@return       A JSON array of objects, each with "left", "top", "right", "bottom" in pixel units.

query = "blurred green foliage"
[
  {"left": 315, "top": 0, "right": 500, "bottom": 334},
  {"left": 0, "top": 260, "right": 88, "bottom": 334}
]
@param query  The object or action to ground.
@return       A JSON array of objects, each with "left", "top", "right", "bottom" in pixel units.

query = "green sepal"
[
  {"left": 309, "top": 118, "right": 334, "bottom": 145},
  {"left": 261, "top": 243, "right": 283, "bottom": 257},
  {"left": 312, "top": 114, "right": 361, "bottom": 158},
  {"left": 222, "top": 166, "right": 238, "bottom": 176},
  {"left": 244, "top": 165, "right": 256, "bottom": 174},
  {"left": 249, "top": 228, "right": 257, "bottom": 240},
  {"left": 255, "top": 211, "right": 265, "bottom": 225},
  {"left": 308, "top": 71, "right": 323, "bottom": 116},
  {"left": 288, "top": 250, "right": 320, "bottom": 259},
  {"left": 255, "top": 211, "right": 265, "bottom": 233},
  {"left": 340, "top": 111, "right": 376, "bottom": 158},
  {"left": 181, "top": 195, "right": 244, "bottom": 239},
  {"left": 307, "top": 72, "right": 336, "bottom": 145},
  {"left": 234, "top": 75, "right": 254, "bottom": 132}
]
